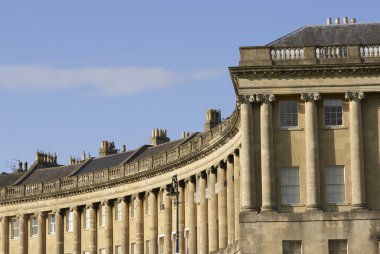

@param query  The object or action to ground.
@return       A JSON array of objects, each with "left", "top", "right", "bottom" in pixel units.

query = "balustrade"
[
  {"left": 316, "top": 46, "right": 348, "bottom": 59},
  {"left": 270, "top": 48, "right": 305, "bottom": 60},
  {"left": 360, "top": 45, "right": 380, "bottom": 57}
]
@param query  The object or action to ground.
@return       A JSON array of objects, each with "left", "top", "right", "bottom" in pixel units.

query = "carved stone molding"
[
  {"left": 301, "top": 93, "right": 321, "bottom": 101},
  {"left": 345, "top": 91, "right": 365, "bottom": 100},
  {"left": 69, "top": 206, "right": 78, "bottom": 212},
  {"left": 86, "top": 203, "right": 95, "bottom": 209},
  {"left": 255, "top": 94, "right": 275, "bottom": 103}
]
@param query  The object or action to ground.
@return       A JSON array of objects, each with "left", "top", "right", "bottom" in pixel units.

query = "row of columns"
[
  {"left": 0, "top": 152, "right": 241, "bottom": 254},
  {"left": 239, "top": 92, "right": 366, "bottom": 211}
]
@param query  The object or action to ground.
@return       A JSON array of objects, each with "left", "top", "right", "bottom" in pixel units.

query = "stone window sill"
[
  {"left": 280, "top": 203, "right": 305, "bottom": 207},
  {"left": 277, "top": 127, "right": 304, "bottom": 131},
  {"left": 322, "top": 126, "right": 347, "bottom": 130},
  {"left": 324, "top": 202, "right": 350, "bottom": 206}
]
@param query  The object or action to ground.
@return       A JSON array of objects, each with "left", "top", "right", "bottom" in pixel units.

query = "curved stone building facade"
[{"left": 1, "top": 19, "right": 380, "bottom": 254}]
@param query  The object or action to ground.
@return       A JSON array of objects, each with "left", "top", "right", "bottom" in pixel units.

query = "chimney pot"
[
  {"left": 335, "top": 18, "right": 340, "bottom": 24},
  {"left": 350, "top": 18, "right": 356, "bottom": 24},
  {"left": 343, "top": 17, "right": 348, "bottom": 24},
  {"left": 122, "top": 145, "right": 126, "bottom": 152},
  {"left": 326, "top": 18, "right": 332, "bottom": 25}
]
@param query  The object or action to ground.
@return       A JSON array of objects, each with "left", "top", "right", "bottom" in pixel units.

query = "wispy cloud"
[{"left": 0, "top": 65, "right": 224, "bottom": 96}]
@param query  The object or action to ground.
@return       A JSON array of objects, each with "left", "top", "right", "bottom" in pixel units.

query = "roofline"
[{"left": 266, "top": 25, "right": 307, "bottom": 46}]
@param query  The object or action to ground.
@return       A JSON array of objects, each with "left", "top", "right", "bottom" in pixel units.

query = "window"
[
  {"left": 328, "top": 240, "right": 347, "bottom": 254},
  {"left": 282, "top": 240, "right": 302, "bottom": 254},
  {"left": 84, "top": 208, "right": 90, "bottom": 229},
  {"left": 281, "top": 168, "right": 300, "bottom": 204},
  {"left": 185, "top": 230, "right": 189, "bottom": 254},
  {"left": 115, "top": 202, "right": 122, "bottom": 221},
  {"left": 280, "top": 101, "right": 298, "bottom": 128},
  {"left": 48, "top": 214, "right": 56, "bottom": 234},
  {"left": 11, "top": 217, "right": 19, "bottom": 239},
  {"left": 326, "top": 166, "right": 345, "bottom": 204},
  {"left": 83, "top": 251, "right": 89, "bottom": 254},
  {"left": 324, "top": 99, "right": 343, "bottom": 127},
  {"left": 115, "top": 245, "right": 121, "bottom": 254},
  {"left": 99, "top": 248, "right": 105, "bottom": 254},
  {"left": 145, "top": 196, "right": 151, "bottom": 215},
  {"left": 159, "top": 192, "right": 165, "bottom": 211},
  {"left": 30, "top": 216, "right": 38, "bottom": 236},
  {"left": 131, "top": 243, "right": 136, "bottom": 254},
  {"left": 146, "top": 240, "right": 151, "bottom": 254},
  {"left": 131, "top": 199, "right": 136, "bottom": 218},
  {"left": 158, "top": 237, "right": 164, "bottom": 254},
  {"left": 100, "top": 206, "right": 105, "bottom": 226},
  {"left": 67, "top": 211, "right": 73, "bottom": 232}
]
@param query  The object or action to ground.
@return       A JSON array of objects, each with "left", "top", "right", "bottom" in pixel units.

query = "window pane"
[
  {"left": 324, "top": 100, "right": 343, "bottom": 127},
  {"left": 283, "top": 241, "right": 302, "bottom": 254},
  {"left": 326, "top": 166, "right": 345, "bottom": 203},
  {"left": 281, "top": 168, "right": 300, "bottom": 204},
  {"left": 280, "top": 101, "right": 298, "bottom": 128}
]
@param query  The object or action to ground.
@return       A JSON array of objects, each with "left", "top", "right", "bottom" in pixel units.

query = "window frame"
[
  {"left": 100, "top": 206, "right": 106, "bottom": 227},
  {"left": 328, "top": 239, "right": 347, "bottom": 254},
  {"left": 11, "top": 217, "right": 20, "bottom": 239},
  {"left": 48, "top": 214, "right": 56, "bottom": 235},
  {"left": 282, "top": 240, "right": 302, "bottom": 254},
  {"left": 325, "top": 166, "right": 346, "bottom": 204},
  {"left": 115, "top": 202, "right": 122, "bottom": 221},
  {"left": 66, "top": 211, "right": 74, "bottom": 232},
  {"left": 84, "top": 208, "right": 90, "bottom": 230},
  {"left": 281, "top": 167, "right": 301, "bottom": 205},
  {"left": 324, "top": 99, "right": 343, "bottom": 127},
  {"left": 279, "top": 100, "right": 299, "bottom": 128},
  {"left": 30, "top": 216, "right": 38, "bottom": 237}
]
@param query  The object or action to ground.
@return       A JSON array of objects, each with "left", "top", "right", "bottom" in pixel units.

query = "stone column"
[
  {"left": 86, "top": 204, "right": 97, "bottom": 254},
  {"left": 217, "top": 162, "right": 228, "bottom": 250},
  {"left": 187, "top": 177, "right": 197, "bottom": 254},
  {"left": 19, "top": 214, "right": 27, "bottom": 254},
  {"left": 148, "top": 190, "right": 158, "bottom": 254},
  {"left": 120, "top": 197, "right": 129, "bottom": 254},
  {"left": 233, "top": 150, "right": 241, "bottom": 242},
  {"left": 301, "top": 93, "right": 321, "bottom": 210},
  {"left": 136, "top": 194, "right": 144, "bottom": 254},
  {"left": 102, "top": 200, "right": 113, "bottom": 254},
  {"left": 37, "top": 212, "right": 46, "bottom": 254},
  {"left": 71, "top": 207, "right": 81, "bottom": 254},
  {"left": 257, "top": 94, "right": 276, "bottom": 211},
  {"left": 178, "top": 181, "right": 185, "bottom": 254},
  {"left": 346, "top": 92, "right": 366, "bottom": 209},
  {"left": 163, "top": 187, "right": 172, "bottom": 254},
  {"left": 239, "top": 96, "right": 256, "bottom": 211},
  {"left": 198, "top": 172, "right": 208, "bottom": 254},
  {"left": 1, "top": 217, "right": 9, "bottom": 254},
  {"left": 227, "top": 155, "right": 235, "bottom": 245},
  {"left": 208, "top": 167, "right": 218, "bottom": 252},
  {"left": 54, "top": 209, "right": 63, "bottom": 254}
]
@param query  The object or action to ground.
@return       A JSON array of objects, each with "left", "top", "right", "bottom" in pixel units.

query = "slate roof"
[
  {"left": 267, "top": 23, "right": 380, "bottom": 47},
  {"left": 132, "top": 139, "right": 185, "bottom": 161},
  {"left": 0, "top": 172, "right": 24, "bottom": 187},
  {"left": 21, "top": 164, "right": 81, "bottom": 185}
]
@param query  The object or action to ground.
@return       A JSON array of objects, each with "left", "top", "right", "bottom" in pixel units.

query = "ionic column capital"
[
  {"left": 237, "top": 95, "right": 255, "bottom": 106},
  {"left": 255, "top": 94, "right": 275, "bottom": 103},
  {"left": 34, "top": 211, "right": 46, "bottom": 217},
  {"left": 69, "top": 206, "right": 79, "bottom": 212},
  {"left": 301, "top": 92, "right": 320, "bottom": 101},
  {"left": 345, "top": 91, "right": 365, "bottom": 101},
  {"left": 53, "top": 208, "right": 62, "bottom": 215},
  {"left": 86, "top": 203, "right": 95, "bottom": 209},
  {"left": 196, "top": 171, "right": 207, "bottom": 179},
  {"left": 0, "top": 216, "right": 9, "bottom": 223},
  {"left": 185, "top": 175, "right": 196, "bottom": 183}
]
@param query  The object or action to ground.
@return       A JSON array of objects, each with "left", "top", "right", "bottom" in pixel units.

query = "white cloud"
[{"left": 0, "top": 65, "right": 224, "bottom": 96}]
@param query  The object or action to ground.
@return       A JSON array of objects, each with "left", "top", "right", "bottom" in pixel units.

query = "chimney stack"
[
  {"left": 335, "top": 18, "right": 340, "bottom": 25},
  {"left": 350, "top": 18, "right": 356, "bottom": 24},
  {"left": 182, "top": 132, "right": 191, "bottom": 139},
  {"left": 326, "top": 18, "right": 332, "bottom": 25},
  {"left": 343, "top": 17, "right": 348, "bottom": 24},
  {"left": 204, "top": 109, "right": 222, "bottom": 131},
  {"left": 23, "top": 162, "right": 28, "bottom": 171},
  {"left": 99, "top": 140, "right": 118, "bottom": 157},
  {"left": 150, "top": 128, "right": 170, "bottom": 146}
]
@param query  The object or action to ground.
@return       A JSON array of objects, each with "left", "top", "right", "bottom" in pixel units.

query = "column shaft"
[
  {"left": 304, "top": 94, "right": 320, "bottom": 210},
  {"left": 178, "top": 183, "right": 185, "bottom": 254},
  {"left": 121, "top": 199, "right": 129, "bottom": 254},
  {"left": 72, "top": 208, "right": 81, "bottom": 254},
  {"left": 348, "top": 94, "right": 366, "bottom": 208},
  {"left": 240, "top": 99, "right": 256, "bottom": 210},
  {"left": 135, "top": 195, "right": 144, "bottom": 254},
  {"left": 188, "top": 179, "right": 197, "bottom": 254},
  {"left": 218, "top": 166, "right": 227, "bottom": 249},
  {"left": 55, "top": 210, "right": 63, "bottom": 254},
  {"left": 260, "top": 98, "right": 276, "bottom": 211},
  {"left": 19, "top": 215, "right": 27, "bottom": 254},
  {"left": 38, "top": 212, "right": 46, "bottom": 254},
  {"left": 199, "top": 174, "right": 208, "bottom": 254},
  {"left": 164, "top": 189, "right": 172, "bottom": 254},
  {"left": 150, "top": 192, "right": 158, "bottom": 254},
  {"left": 1, "top": 217, "right": 9, "bottom": 254},
  {"left": 208, "top": 170, "right": 218, "bottom": 252},
  {"left": 233, "top": 153, "right": 241, "bottom": 242},
  {"left": 227, "top": 157, "right": 235, "bottom": 245},
  {"left": 89, "top": 205, "right": 97, "bottom": 254},
  {"left": 105, "top": 202, "right": 113, "bottom": 254}
]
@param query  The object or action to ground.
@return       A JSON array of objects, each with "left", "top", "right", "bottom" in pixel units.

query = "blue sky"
[{"left": 1, "top": 1, "right": 379, "bottom": 172}]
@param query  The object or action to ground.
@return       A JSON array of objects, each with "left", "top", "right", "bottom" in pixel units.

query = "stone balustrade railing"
[
  {"left": 239, "top": 44, "right": 380, "bottom": 66},
  {"left": 0, "top": 110, "right": 239, "bottom": 201}
]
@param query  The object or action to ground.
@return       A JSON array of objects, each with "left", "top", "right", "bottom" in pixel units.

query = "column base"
[
  {"left": 351, "top": 204, "right": 367, "bottom": 211},
  {"left": 241, "top": 207, "right": 257, "bottom": 213},
  {"left": 306, "top": 205, "right": 322, "bottom": 212}
]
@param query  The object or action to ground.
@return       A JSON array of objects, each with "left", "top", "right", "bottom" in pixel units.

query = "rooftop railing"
[
  {"left": 240, "top": 44, "right": 380, "bottom": 66},
  {"left": 0, "top": 110, "right": 239, "bottom": 201}
]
